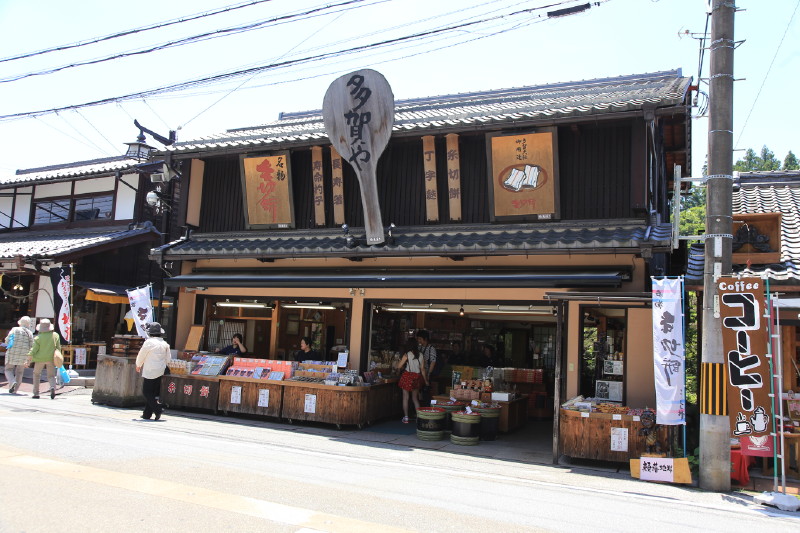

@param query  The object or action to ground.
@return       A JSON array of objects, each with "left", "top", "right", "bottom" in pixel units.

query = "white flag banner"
[
  {"left": 126, "top": 285, "right": 153, "bottom": 338},
  {"left": 651, "top": 278, "right": 686, "bottom": 425}
]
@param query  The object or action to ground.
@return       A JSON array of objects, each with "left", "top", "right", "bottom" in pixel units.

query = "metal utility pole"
[{"left": 700, "top": 1, "right": 735, "bottom": 491}]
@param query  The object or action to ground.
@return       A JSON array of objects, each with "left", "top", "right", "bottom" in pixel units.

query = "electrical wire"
[
  {"left": 0, "top": 0, "right": 278, "bottom": 64},
  {"left": 734, "top": 0, "right": 800, "bottom": 150},
  {"left": 0, "top": 0, "right": 380, "bottom": 83},
  {"left": 0, "top": 0, "right": 605, "bottom": 122}
]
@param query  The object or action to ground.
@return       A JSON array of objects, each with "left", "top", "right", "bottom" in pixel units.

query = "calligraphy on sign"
[
  {"left": 651, "top": 278, "right": 686, "bottom": 425},
  {"left": 718, "top": 277, "right": 774, "bottom": 456},
  {"left": 240, "top": 152, "right": 295, "bottom": 229},
  {"left": 49, "top": 266, "right": 72, "bottom": 343},
  {"left": 640, "top": 457, "right": 675, "bottom": 482},
  {"left": 323, "top": 69, "right": 394, "bottom": 245},
  {"left": 486, "top": 130, "right": 559, "bottom": 220}
]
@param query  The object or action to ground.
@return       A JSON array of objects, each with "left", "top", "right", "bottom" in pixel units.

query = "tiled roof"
[
  {"left": 685, "top": 171, "right": 800, "bottom": 284},
  {"left": 153, "top": 220, "right": 672, "bottom": 261},
  {"left": 0, "top": 156, "right": 140, "bottom": 186},
  {"left": 0, "top": 222, "right": 160, "bottom": 261},
  {"left": 164, "top": 70, "right": 691, "bottom": 155}
]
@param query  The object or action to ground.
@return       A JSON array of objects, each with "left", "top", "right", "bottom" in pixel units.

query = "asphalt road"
[{"left": 0, "top": 389, "right": 798, "bottom": 532}]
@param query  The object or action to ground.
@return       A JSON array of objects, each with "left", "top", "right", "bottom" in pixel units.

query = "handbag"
[
  {"left": 54, "top": 348, "right": 64, "bottom": 367},
  {"left": 58, "top": 365, "right": 71, "bottom": 384},
  {"left": 5, "top": 333, "right": 13, "bottom": 349}
]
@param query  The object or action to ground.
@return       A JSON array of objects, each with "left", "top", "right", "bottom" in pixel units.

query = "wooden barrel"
[
  {"left": 472, "top": 405, "right": 502, "bottom": 441},
  {"left": 416, "top": 407, "right": 445, "bottom": 441},
  {"left": 436, "top": 401, "right": 467, "bottom": 432},
  {"left": 450, "top": 411, "right": 481, "bottom": 446}
]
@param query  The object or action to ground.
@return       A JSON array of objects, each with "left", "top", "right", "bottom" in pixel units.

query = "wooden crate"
[
  {"left": 559, "top": 409, "right": 669, "bottom": 462},
  {"left": 91, "top": 354, "right": 145, "bottom": 407},
  {"left": 217, "top": 377, "right": 283, "bottom": 418},
  {"left": 281, "top": 381, "right": 371, "bottom": 428},
  {"left": 160, "top": 375, "right": 220, "bottom": 413}
]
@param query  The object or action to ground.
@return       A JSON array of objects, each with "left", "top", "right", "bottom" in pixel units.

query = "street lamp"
[{"left": 124, "top": 131, "right": 155, "bottom": 161}]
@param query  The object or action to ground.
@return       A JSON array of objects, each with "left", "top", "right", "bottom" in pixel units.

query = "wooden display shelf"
[
  {"left": 281, "top": 380, "right": 399, "bottom": 429},
  {"left": 160, "top": 374, "right": 220, "bottom": 413},
  {"left": 559, "top": 409, "right": 668, "bottom": 463},
  {"left": 218, "top": 376, "right": 283, "bottom": 418}
]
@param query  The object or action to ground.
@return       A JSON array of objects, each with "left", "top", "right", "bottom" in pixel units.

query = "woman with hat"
[
  {"left": 135, "top": 322, "right": 171, "bottom": 420},
  {"left": 4, "top": 315, "right": 34, "bottom": 394},
  {"left": 27, "top": 318, "right": 60, "bottom": 399}
]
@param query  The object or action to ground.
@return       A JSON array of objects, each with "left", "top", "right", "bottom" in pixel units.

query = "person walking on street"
[
  {"left": 27, "top": 318, "right": 60, "bottom": 399},
  {"left": 4, "top": 315, "right": 34, "bottom": 394},
  {"left": 135, "top": 322, "right": 171, "bottom": 421}
]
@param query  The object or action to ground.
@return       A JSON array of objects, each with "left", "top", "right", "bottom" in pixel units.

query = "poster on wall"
[
  {"left": 240, "top": 152, "right": 295, "bottom": 229},
  {"left": 486, "top": 130, "right": 559, "bottom": 221},
  {"left": 718, "top": 276, "right": 774, "bottom": 456}
]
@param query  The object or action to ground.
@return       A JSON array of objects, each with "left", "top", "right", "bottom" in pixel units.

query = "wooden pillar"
[
  {"left": 446, "top": 133, "right": 462, "bottom": 222},
  {"left": 330, "top": 146, "right": 345, "bottom": 225},
  {"left": 311, "top": 146, "right": 325, "bottom": 226},
  {"left": 422, "top": 135, "right": 439, "bottom": 222}
]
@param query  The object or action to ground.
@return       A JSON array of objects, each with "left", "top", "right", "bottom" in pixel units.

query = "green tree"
[
  {"left": 734, "top": 148, "right": 760, "bottom": 171},
  {"left": 784, "top": 151, "right": 799, "bottom": 170},
  {"left": 733, "top": 145, "right": 790, "bottom": 171}
]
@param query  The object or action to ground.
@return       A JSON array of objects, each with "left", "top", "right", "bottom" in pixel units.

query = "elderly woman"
[
  {"left": 4, "top": 315, "right": 34, "bottom": 394},
  {"left": 28, "top": 318, "right": 60, "bottom": 399}
]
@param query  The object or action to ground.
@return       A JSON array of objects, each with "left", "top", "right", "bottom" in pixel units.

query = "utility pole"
[{"left": 700, "top": 1, "right": 735, "bottom": 491}]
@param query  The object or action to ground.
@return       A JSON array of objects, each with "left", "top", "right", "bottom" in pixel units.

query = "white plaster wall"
[
  {"left": 74, "top": 176, "right": 115, "bottom": 194},
  {"left": 0, "top": 196, "right": 11, "bottom": 228},
  {"left": 12, "top": 187, "right": 32, "bottom": 228},
  {"left": 114, "top": 173, "right": 139, "bottom": 220},
  {"left": 34, "top": 182, "right": 71, "bottom": 198}
]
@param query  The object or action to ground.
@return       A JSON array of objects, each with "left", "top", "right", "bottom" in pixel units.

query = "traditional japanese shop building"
[{"left": 150, "top": 69, "right": 693, "bottom": 455}]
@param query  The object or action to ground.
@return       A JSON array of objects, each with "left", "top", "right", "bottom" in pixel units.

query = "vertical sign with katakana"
[
  {"left": 651, "top": 277, "right": 686, "bottom": 425},
  {"left": 719, "top": 277, "right": 774, "bottom": 456},
  {"left": 311, "top": 146, "right": 326, "bottom": 226},
  {"left": 329, "top": 146, "right": 345, "bottom": 225},
  {"left": 240, "top": 152, "right": 295, "bottom": 229},
  {"left": 445, "top": 133, "right": 462, "bottom": 222},
  {"left": 421, "top": 135, "right": 439, "bottom": 222}
]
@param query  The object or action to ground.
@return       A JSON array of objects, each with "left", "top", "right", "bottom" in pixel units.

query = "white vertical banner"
[
  {"left": 651, "top": 277, "right": 686, "bottom": 425},
  {"left": 126, "top": 285, "right": 153, "bottom": 338}
]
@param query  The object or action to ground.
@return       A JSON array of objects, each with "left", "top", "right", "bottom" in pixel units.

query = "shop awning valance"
[
  {"left": 165, "top": 268, "right": 630, "bottom": 289},
  {"left": 77, "top": 282, "right": 169, "bottom": 306}
]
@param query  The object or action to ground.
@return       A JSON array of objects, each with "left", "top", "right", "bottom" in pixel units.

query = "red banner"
[{"left": 718, "top": 277, "right": 774, "bottom": 456}]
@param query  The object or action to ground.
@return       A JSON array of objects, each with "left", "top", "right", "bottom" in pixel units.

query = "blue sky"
[{"left": 0, "top": 0, "right": 797, "bottom": 178}]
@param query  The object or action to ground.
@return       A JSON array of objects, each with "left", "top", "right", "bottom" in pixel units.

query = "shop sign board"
[
  {"left": 651, "top": 278, "right": 686, "bottom": 425},
  {"left": 485, "top": 130, "right": 559, "bottom": 221},
  {"left": 718, "top": 276, "right": 774, "bottom": 456},
  {"left": 640, "top": 457, "right": 676, "bottom": 482},
  {"left": 240, "top": 152, "right": 295, "bottom": 229}
]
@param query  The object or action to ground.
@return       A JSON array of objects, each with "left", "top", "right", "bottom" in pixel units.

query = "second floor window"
[{"left": 33, "top": 194, "right": 113, "bottom": 225}]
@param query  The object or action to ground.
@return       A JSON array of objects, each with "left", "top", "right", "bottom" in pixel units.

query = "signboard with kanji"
[
  {"left": 240, "top": 152, "right": 295, "bottom": 229},
  {"left": 486, "top": 129, "right": 559, "bottom": 221}
]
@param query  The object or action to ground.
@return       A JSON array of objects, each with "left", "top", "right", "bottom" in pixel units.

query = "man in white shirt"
[{"left": 135, "top": 322, "right": 171, "bottom": 421}]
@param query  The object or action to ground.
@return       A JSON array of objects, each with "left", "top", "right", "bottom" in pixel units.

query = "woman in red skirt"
[{"left": 397, "top": 338, "right": 429, "bottom": 423}]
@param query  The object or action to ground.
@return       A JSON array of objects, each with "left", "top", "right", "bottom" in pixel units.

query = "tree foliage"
[{"left": 733, "top": 145, "right": 795, "bottom": 171}]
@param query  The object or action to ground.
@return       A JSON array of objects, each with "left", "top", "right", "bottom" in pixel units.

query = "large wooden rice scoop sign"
[{"left": 323, "top": 69, "right": 394, "bottom": 245}]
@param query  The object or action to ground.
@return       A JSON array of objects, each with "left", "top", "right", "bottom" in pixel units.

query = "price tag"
[
  {"left": 581, "top": 412, "right": 590, "bottom": 418},
  {"left": 450, "top": 397, "right": 457, "bottom": 402},
  {"left": 465, "top": 406, "right": 473, "bottom": 414},
  {"left": 633, "top": 416, "right": 641, "bottom": 422},
  {"left": 430, "top": 399, "right": 437, "bottom": 405},
  {"left": 471, "top": 400, "right": 479, "bottom": 406},
  {"left": 612, "top": 414, "right": 622, "bottom": 420}
]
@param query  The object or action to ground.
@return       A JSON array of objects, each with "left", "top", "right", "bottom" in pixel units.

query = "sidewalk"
[{"left": 0, "top": 365, "right": 93, "bottom": 398}]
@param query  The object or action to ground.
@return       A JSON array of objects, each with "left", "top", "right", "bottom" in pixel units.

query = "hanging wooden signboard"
[
  {"left": 311, "top": 146, "right": 326, "bottom": 226},
  {"left": 422, "top": 135, "right": 439, "bottom": 222},
  {"left": 330, "top": 146, "right": 345, "bottom": 225},
  {"left": 486, "top": 129, "right": 559, "bottom": 221},
  {"left": 446, "top": 133, "right": 462, "bottom": 222},
  {"left": 323, "top": 69, "right": 394, "bottom": 245},
  {"left": 240, "top": 152, "right": 295, "bottom": 229}
]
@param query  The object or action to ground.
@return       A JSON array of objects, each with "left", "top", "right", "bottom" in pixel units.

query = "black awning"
[{"left": 165, "top": 269, "right": 630, "bottom": 289}]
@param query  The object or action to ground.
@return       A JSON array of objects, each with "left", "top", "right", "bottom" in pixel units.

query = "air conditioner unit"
[{"left": 150, "top": 172, "right": 167, "bottom": 183}]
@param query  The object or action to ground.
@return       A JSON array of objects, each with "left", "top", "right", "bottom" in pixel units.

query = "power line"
[
  {"left": 0, "top": 0, "right": 278, "bottom": 64},
  {"left": 0, "top": 0, "right": 380, "bottom": 84},
  {"left": 734, "top": 0, "right": 800, "bottom": 150},
  {"left": 0, "top": 0, "right": 606, "bottom": 122}
]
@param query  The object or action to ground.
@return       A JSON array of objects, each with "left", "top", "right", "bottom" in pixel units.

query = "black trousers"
[{"left": 142, "top": 376, "right": 163, "bottom": 419}]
